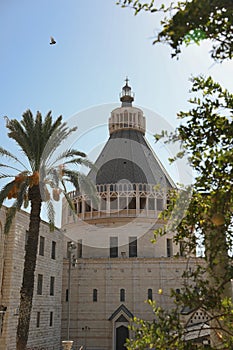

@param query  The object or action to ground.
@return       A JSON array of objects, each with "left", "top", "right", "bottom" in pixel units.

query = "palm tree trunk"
[{"left": 16, "top": 185, "right": 42, "bottom": 350}]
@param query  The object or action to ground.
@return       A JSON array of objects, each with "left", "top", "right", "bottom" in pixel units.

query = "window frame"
[
  {"left": 51, "top": 241, "right": 56, "bottom": 260},
  {"left": 50, "top": 276, "right": 55, "bottom": 296},
  {"left": 39, "top": 236, "right": 45, "bottom": 256},
  {"left": 120, "top": 288, "right": 125, "bottom": 302},
  {"left": 36, "top": 311, "right": 40, "bottom": 328},
  {"left": 110, "top": 237, "right": 118, "bottom": 258},
  {"left": 37, "top": 274, "right": 43, "bottom": 295},
  {"left": 49, "top": 311, "right": 53, "bottom": 327},
  {"left": 93, "top": 289, "right": 98, "bottom": 302},
  {"left": 129, "top": 236, "right": 137, "bottom": 257},
  {"left": 148, "top": 288, "right": 153, "bottom": 301}
]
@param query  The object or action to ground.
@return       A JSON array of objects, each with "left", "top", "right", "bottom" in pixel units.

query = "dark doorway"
[{"left": 116, "top": 325, "right": 129, "bottom": 350}]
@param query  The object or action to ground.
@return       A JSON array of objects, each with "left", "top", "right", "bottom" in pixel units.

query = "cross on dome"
[{"left": 120, "top": 77, "right": 134, "bottom": 107}]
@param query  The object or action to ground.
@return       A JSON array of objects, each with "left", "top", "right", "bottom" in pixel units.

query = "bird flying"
[{"left": 50, "top": 36, "right": 56, "bottom": 45}]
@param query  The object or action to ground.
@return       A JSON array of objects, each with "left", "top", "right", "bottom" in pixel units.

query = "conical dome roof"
[{"left": 88, "top": 80, "right": 175, "bottom": 190}]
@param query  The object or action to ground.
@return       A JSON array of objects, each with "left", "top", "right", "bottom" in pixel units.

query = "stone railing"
[{"left": 67, "top": 183, "right": 169, "bottom": 221}]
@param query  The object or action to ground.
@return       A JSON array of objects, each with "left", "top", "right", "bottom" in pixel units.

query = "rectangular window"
[
  {"left": 129, "top": 237, "right": 137, "bottom": 257},
  {"left": 50, "top": 276, "right": 55, "bottom": 296},
  {"left": 25, "top": 230, "right": 29, "bottom": 250},
  {"left": 36, "top": 312, "right": 40, "bottom": 328},
  {"left": 157, "top": 198, "right": 164, "bottom": 211},
  {"left": 49, "top": 311, "right": 53, "bottom": 327},
  {"left": 148, "top": 288, "right": 153, "bottom": 301},
  {"left": 77, "top": 239, "right": 82, "bottom": 258},
  {"left": 179, "top": 241, "right": 185, "bottom": 257},
  {"left": 167, "top": 238, "right": 173, "bottom": 257},
  {"left": 65, "top": 289, "right": 69, "bottom": 302},
  {"left": 110, "top": 237, "right": 118, "bottom": 258},
  {"left": 39, "top": 236, "right": 45, "bottom": 256},
  {"left": 51, "top": 241, "right": 56, "bottom": 259},
  {"left": 93, "top": 289, "right": 97, "bottom": 302},
  {"left": 37, "top": 274, "right": 43, "bottom": 295},
  {"left": 148, "top": 198, "right": 155, "bottom": 210},
  {"left": 120, "top": 289, "right": 125, "bottom": 302}
]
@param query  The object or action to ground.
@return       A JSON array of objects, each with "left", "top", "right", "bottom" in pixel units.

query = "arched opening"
[{"left": 116, "top": 325, "right": 129, "bottom": 350}]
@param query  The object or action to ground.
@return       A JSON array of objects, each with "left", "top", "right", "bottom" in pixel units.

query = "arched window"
[
  {"left": 120, "top": 289, "right": 125, "bottom": 302},
  {"left": 175, "top": 288, "right": 181, "bottom": 301},
  {"left": 148, "top": 288, "right": 153, "bottom": 301},
  {"left": 93, "top": 289, "right": 98, "bottom": 302}
]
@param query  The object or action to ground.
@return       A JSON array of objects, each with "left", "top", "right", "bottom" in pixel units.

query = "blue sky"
[
  {"left": 1, "top": 0, "right": 232, "bottom": 124},
  {"left": 0, "top": 0, "right": 232, "bottom": 224}
]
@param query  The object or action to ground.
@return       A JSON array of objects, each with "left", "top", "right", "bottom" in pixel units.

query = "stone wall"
[
  {"left": 61, "top": 255, "right": 198, "bottom": 350},
  {"left": 0, "top": 207, "right": 63, "bottom": 350}
]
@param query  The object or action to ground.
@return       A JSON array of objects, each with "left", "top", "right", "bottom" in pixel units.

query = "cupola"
[
  {"left": 109, "top": 78, "right": 146, "bottom": 135},
  {"left": 120, "top": 77, "right": 134, "bottom": 107}
]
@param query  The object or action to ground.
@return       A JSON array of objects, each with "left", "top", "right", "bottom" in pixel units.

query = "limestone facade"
[
  {"left": 60, "top": 81, "right": 198, "bottom": 350},
  {"left": 0, "top": 206, "right": 63, "bottom": 350}
]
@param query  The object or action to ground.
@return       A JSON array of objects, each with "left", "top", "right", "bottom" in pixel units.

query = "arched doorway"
[{"left": 116, "top": 325, "right": 129, "bottom": 350}]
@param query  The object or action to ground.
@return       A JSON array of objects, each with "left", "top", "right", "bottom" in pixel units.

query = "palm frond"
[
  {"left": 0, "top": 146, "right": 28, "bottom": 170},
  {"left": 78, "top": 173, "right": 99, "bottom": 208},
  {"left": 41, "top": 124, "right": 78, "bottom": 168},
  {"left": 49, "top": 168, "right": 60, "bottom": 188},
  {"left": 4, "top": 205, "right": 17, "bottom": 234},
  {"left": 63, "top": 170, "right": 98, "bottom": 208},
  {"left": 62, "top": 169, "right": 80, "bottom": 189},
  {"left": 63, "top": 191, "right": 76, "bottom": 222},
  {"left": 61, "top": 178, "right": 67, "bottom": 193},
  {"left": 63, "top": 157, "right": 95, "bottom": 170},
  {"left": 0, "top": 163, "right": 25, "bottom": 173},
  {"left": 45, "top": 200, "right": 55, "bottom": 231},
  {"left": 49, "top": 114, "right": 62, "bottom": 136},
  {"left": 48, "top": 149, "right": 86, "bottom": 168},
  {"left": 16, "top": 179, "right": 29, "bottom": 210},
  {"left": 0, "top": 181, "right": 16, "bottom": 207},
  {"left": 0, "top": 174, "right": 15, "bottom": 179},
  {"left": 6, "top": 116, "right": 34, "bottom": 164}
]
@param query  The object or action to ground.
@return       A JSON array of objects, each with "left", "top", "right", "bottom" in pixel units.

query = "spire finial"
[{"left": 120, "top": 77, "right": 134, "bottom": 107}]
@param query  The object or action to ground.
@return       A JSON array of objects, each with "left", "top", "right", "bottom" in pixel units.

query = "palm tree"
[{"left": 0, "top": 110, "right": 94, "bottom": 350}]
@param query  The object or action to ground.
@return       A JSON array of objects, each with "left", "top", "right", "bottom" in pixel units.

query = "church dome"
[{"left": 88, "top": 79, "right": 174, "bottom": 189}]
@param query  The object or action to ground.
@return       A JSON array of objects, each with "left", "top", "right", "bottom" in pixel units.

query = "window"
[
  {"left": 25, "top": 230, "right": 29, "bottom": 250},
  {"left": 167, "top": 238, "right": 173, "bottom": 257},
  {"left": 93, "top": 289, "right": 97, "bottom": 302},
  {"left": 65, "top": 289, "right": 69, "bottom": 302},
  {"left": 36, "top": 312, "right": 40, "bottom": 328},
  {"left": 140, "top": 197, "right": 146, "bottom": 210},
  {"left": 179, "top": 241, "right": 185, "bottom": 257},
  {"left": 37, "top": 274, "right": 43, "bottom": 295},
  {"left": 148, "top": 288, "right": 153, "bottom": 301},
  {"left": 157, "top": 198, "right": 164, "bottom": 211},
  {"left": 120, "top": 289, "right": 125, "bottom": 302},
  {"left": 77, "top": 239, "right": 82, "bottom": 258},
  {"left": 110, "top": 237, "right": 118, "bottom": 258},
  {"left": 129, "top": 237, "right": 137, "bottom": 257},
  {"left": 39, "top": 236, "right": 45, "bottom": 256},
  {"left": 128, "top": 197, "right": 136, "bottom": 210},
  {"left": 51, "top": 241, "right": 56, "bottom": 259},
  {"left": 175, "top": 288, "right": 181, "bottom": 301},
  {"left": 148, "top": 198, "right": 155, "bottom": 210},
  {"left": 49, "top": 311, "right": 53, "bottom": 327},
  {"left": 50, "top": 276, "right": 55, "bottom": 296}
]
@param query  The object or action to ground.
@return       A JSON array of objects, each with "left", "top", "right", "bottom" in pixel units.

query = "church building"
[{"left": 60, "top": 80, "right": 193, "bottom": 350}]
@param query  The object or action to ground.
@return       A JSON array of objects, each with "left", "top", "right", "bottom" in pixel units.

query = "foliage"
[
  {"left": 127, "top": 301, "right": 185, "bottom": 350},
  {"left": 0, "top": 110, "right": 94, "bottom": 350},
  {"left": 0, "top": 110, "right": 95, "bottom": 232},
  {"left": 127, "top": 76, "right": 233, "bottom": 349},
  {"left": 116, "top": 0, "right": 233, "bottom": 61}
]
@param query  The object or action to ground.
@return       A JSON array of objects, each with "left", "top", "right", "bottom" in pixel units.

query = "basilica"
[{"left": 0, "top": 81, "right": 202, "bottom": 350}]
